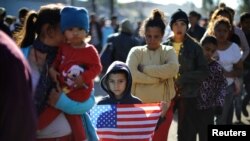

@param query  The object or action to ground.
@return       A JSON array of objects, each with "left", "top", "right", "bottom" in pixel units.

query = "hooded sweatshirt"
[{"left": 98, "top": 61, "right": 142, "bottom": 104}]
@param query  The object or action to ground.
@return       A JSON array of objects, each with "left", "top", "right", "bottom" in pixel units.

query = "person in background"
[
  {"left": 240, "top": 12, "right": 250, "bottom": 117},
  {"left": 134, "top": 20, "right": 146, "bottom": 45},
  {"left": 111, "top": 15, "right": 119, "bottom": 33},
  {"left": 209, "top": 16, "right": 243, "bottom": 125},
  {"left": 203, "top": 5, "right": 248, "bottom": 123},
  {"left": 15, "top": 3, "right": 98, "bottom": 141},
  {"left": 187, "top": 11, "right": 206, "bottom": 42},
  {"left": 4, "top": 15, "right": 16, "bottom": 31},
  {"left": 0, "top": 7, "right": 12, "bottom": 37},
  {"left": 100, "top": 18, "right": 114, "bottom": 47},
  {"left": 205, "top": 4, "right": 249, "bottom": 61},
  {"left": 13, "top": 7, "right": 29, "bottom": 33},
  {"left": 101, "top": 19, "right": 141, "bottom": 75},
  {"left": 163, "top": 9, "right": 209, "bottom": 141},
  {"left": 0, "top": 30, "right": 36, "bottom": 141},
  {"left": 199, "top": 17, "right": 208, "bottom": 29},
  {"left": 196, "top": 36, "right": 227, "bottom": 141},
  {"left": 89, "top": 13, "right": 103, "bottom": 54}
]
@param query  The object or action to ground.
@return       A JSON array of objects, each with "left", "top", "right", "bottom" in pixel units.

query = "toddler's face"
[
  {"left": 108, "top": 73, "right": 127, "bottom": 100},
  {"left": 64, "top": 27, "right": 86, "bottom": 46}
]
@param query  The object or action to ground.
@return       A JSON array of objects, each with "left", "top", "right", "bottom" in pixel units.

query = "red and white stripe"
[{"left": 97, "top": 103, "right": 161, "bottom": 141}]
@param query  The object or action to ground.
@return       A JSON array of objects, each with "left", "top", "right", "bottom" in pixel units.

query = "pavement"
[{"left": 93, "top": 80, "right": 250, "bottom": 141}]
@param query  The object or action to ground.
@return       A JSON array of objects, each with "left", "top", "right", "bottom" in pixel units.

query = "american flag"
[{"left": 89, "top": 103, "right": 162, "bottom": 141}]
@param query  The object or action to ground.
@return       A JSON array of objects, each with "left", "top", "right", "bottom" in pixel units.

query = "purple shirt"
[{"left": 197, "top": 60, "right": 227, "bottom": 110}]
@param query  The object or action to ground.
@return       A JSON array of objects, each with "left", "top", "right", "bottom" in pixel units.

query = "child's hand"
[
  {"left": 73, "top": 75, "right": 88, "bottom": 89},
  {"left": 48, "top": 88, "right": 62, "bottom": 106},
  {"left": 137, "top": 64, "right": 144, "bottom": 72},
  {"left": 160, "top": 101, "right": 170, "bottom": 118},
  {"left": 49, "top": 67, "right": 60, "bottom": 83}
]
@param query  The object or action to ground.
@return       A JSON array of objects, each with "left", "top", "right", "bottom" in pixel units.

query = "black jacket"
[
  {"left": 98, "top": 61, "right": 142, "bottom": 104},
  {"left": 163, "top": 34, "right": 209, "bottom": 97},
  {"left": 107, "top": 32, "right": 141, "bottom": 63}
]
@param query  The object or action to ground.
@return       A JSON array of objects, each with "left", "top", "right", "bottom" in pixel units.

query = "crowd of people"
[{"left": 1, "top": 2, "right": 250, "bottom": 141}]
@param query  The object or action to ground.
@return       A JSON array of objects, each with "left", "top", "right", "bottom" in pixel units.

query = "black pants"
[{"left": 177, "top": 97, "right": 215, "bottom": 141}]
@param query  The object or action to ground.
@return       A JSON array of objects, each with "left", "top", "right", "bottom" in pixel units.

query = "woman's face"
[
  {"left": 108, "top": 73, "right": 127, "bottom": 100},
  {"left": 214, "top": 23, "right": 230, "bottom": 42},
  {"left": 144, "top": 27, "right": 163, "bottom": 50},
  {"left": 47, "top": 24, "right": 65, "bottom": 47},
  {"left": 172, "top": 20, "right": 187, "bottom": 41}
]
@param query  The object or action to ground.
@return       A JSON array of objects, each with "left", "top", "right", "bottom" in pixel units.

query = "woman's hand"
[
  {"left": 48, "top": 88, "right": 62, "bottom": 107},
  {"left": 160, "top": 101, "right": 170, "bottom": 118},
  {"left": 137, "top": 64, "right": 144, "bottom": 72}
]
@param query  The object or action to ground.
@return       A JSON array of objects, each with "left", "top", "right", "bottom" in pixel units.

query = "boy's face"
[
  {"left": 108, "top": 73, "right": 127, "bottom": 100},
  {"left": 64, "top": 27, "right": 86, "bottom": 46},
  {"left": 203, "top": 43, "right": 217, "bottom": 61},
  {"left": 172, "top": 20, "right": 187, "bottom": 40}
]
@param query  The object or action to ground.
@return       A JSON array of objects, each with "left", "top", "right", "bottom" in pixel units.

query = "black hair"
[
  {"left": 14, "top": 3, "right": 63, "bottom": 48},
  {"left": 201, "top": 35, "right": 217, "bottom": 46},
  {"left": 189, "top": 11, "right": 201, "bottom": 20},
  {"left": 18, "top": 7, "right": 29, "bottom": 19},
  {"left": 139, "top": 9, "right": 166, "bottom": 36},
  {"left": 240, "top": 12, "right": 250, "bottom": 23},
  {"left": 107, "top": 70, "right": 128, "bottom": 80}
]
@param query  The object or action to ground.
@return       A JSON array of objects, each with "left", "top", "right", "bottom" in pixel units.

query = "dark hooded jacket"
[{"left": 98, "top": 61, "right": 142, "bottom": 104}]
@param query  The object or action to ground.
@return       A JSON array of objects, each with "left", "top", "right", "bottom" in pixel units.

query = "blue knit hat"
[{"left": 60, "top": 6, "right": 89, "bottom": 32}]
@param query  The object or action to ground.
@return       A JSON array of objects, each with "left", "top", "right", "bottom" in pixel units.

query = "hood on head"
[{"left": 100, "top": 61, "right": 132, "bottom": 99}]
